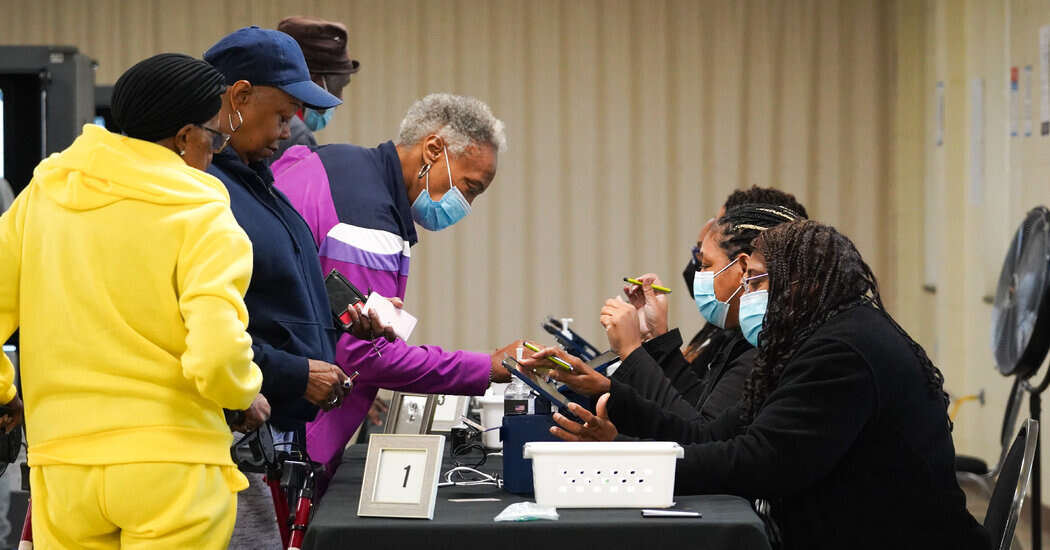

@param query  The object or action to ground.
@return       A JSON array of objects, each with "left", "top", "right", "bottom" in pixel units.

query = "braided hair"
[
  {"left": 716, "top": 204, "right": 804, "bottom": 260},
  {"left": 683, "top": 203, "right": 805, "bottom": 364},
  {"left": 740, "top": 220, "right": 950, "bottom": 424},
  {"left": 724, "top": 186, "right": 809, "bottom": 219},
  {"left": 112, "top": 53, "right": 226, "bottom": 143}
]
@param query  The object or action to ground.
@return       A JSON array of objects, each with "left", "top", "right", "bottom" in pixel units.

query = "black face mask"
[{"left": 682, "top": 258, "right": 697, "bottom": 295}]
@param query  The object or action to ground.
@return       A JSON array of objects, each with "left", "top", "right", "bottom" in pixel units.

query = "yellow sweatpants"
[{"left": 30, "top": 462, "right": 244, "bottom": 550}]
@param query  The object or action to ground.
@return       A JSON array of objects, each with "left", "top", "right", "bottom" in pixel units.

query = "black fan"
[{"left": 992, "top": 206, "right": 1050, "bottom": 378}]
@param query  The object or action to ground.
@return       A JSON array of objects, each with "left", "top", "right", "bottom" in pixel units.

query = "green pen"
[
  {"left": 522, "top": 341, "right": 575, "bottom": 372},
  {"left": 623, "top": 277, "right": 672, "bottom": 294}
]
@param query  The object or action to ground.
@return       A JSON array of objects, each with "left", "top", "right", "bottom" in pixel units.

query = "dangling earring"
[
  {"left": 417, "top": 162, "right": 432, "bottom": 179},
  {"left": 228, "top": 110, "right": 244, "bottom": 133}
]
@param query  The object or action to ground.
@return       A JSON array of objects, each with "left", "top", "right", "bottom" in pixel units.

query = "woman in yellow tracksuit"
[{"left": 0, "top": 54, "right": 264, "bottom": 549}]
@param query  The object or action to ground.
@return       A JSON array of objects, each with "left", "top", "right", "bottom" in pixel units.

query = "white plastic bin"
[
  {"left": 477, "top": 395, "right": 504, "bottom": 449},
  {"left": 523, "top": 441, "right": 684, "bottom": 508}
]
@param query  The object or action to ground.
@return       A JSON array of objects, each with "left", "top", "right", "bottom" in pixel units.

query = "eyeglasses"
[
  {"left": 195, "top": 124, "right": 231, "bottom": 154},
  {"left": 743, "top": 273, "right": 768, "bottom": 293}
]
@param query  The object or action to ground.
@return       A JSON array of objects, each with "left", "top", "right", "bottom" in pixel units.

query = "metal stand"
[{"left": 1023, "top": 371, "right": 1050, "bottom": 550}]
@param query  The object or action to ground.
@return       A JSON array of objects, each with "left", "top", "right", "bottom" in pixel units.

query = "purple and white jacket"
[{"left": 272, "top": 142, "right": 490, "bottom": 484}]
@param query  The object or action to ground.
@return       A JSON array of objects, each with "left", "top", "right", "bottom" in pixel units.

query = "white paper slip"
[
  {"left": 641, "top": 509, "right": 701, "bottom": 518},
  {"left": 363, "top": 292, "right": 418, "bottom": 341}
]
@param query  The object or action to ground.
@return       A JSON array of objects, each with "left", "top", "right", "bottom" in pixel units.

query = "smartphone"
[{"left": 324, "top": 270, "right": 367, "bottom": 332}]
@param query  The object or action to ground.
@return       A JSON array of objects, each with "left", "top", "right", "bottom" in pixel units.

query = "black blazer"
[
  {"left": 610, "top": 328, "right": 755, "bottom": 422},
  {"left": 608, "top": 304, "right": 989, "bottom": 550}
]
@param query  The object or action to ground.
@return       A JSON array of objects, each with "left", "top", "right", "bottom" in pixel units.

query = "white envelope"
[{"left": 362, "top": 292, "right": 418, "bottom": 341}]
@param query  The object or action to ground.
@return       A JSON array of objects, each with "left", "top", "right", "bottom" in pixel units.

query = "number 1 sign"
[{"left": 358, "top": 434, "right": 445, "bottom": 519}]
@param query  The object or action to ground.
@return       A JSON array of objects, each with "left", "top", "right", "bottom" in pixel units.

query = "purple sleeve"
[{"left": 304, "top": 256, "right": 491, "bottom": 469}]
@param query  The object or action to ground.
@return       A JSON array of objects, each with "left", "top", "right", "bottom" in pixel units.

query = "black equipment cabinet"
[{"left": 0, "top": 45, "right": 96, "bottom": 195}]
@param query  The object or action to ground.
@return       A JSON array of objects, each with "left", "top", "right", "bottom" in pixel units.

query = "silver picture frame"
[
  {"left": 428, "top": 394, "right": 471, "bottom": 432},
  {"left": 358, "top": 434, "right": 445, "bottom": 519},
  {"left": 384, "top": 392, "right": 438, "bottom": 435}
]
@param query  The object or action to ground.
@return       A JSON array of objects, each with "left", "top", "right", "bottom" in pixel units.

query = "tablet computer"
[{"left": 502, "top": 357, "right": 585, "bottom": 423}]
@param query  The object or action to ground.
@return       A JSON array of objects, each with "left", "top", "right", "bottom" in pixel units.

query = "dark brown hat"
[{"left": 277, "top": 16, "right": 360, "bottom": 75}]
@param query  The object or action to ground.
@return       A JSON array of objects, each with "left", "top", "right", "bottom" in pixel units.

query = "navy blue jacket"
[{"left": 207, "top": 148, "right": 337, "bottom": 431}]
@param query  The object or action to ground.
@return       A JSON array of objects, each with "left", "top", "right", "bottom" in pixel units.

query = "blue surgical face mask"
[
  {"left": 738, "top": 290, "right": 768, "bottom": 347},
  {"left": 692, "top": 257, "right": 743, "bottom": 328},
  {"left": 410, "top": 146, "right": 471, "bottom": 231},
  {"left": 303, "top": 108, "right": 334, "bottom": 132}
]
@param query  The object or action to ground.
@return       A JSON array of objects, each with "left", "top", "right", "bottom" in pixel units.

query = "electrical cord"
[
  {"left": 451, "top": 442, "right": 488, "bottom": 469},
  {"left": 437, "top": 466, "right": 502, "bottom": 489}
]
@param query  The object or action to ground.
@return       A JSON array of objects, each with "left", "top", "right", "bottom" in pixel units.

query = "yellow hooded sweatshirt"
[{"left": 0, "top": 124, "right": 262, "bottom": 470}]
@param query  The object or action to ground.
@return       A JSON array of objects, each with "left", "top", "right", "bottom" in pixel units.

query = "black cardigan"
[
  {"left": 610, "top": 328, "right": 755, "bottom": 422},
  {"left": 607, "top": 304, "right": 989, "bottom": 550}
]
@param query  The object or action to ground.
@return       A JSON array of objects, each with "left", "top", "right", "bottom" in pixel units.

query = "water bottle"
[
  {"left": 504, "top": 346, "right": 531, "bottom": 415},
  {"left": 504, "top": 378, "right": 530, "bottom": 415}
]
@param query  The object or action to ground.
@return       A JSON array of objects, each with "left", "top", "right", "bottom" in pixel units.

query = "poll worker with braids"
[
  {"left": 0, "top": 54, "right": 268, "bottom": 549},
  {"left": 678, "top": 187, "right": 809, "bottom": 373},
  {"left": 553, "top": 203, "right": 804, "bottom": 423},
  {"left": 615, "top": 189, "right": 808, "bottom": 409},
  {"left": 523, "top": 221, "right": 989, "bottom": 549}
]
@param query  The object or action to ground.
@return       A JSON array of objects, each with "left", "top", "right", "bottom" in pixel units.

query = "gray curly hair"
[{"left": 396, "top": 93, "right": 507, "bottom": 154}]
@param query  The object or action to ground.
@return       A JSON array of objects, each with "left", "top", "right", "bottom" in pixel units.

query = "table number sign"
[{"left": 358, "top": 434, "right": 445, "bottom": 519}]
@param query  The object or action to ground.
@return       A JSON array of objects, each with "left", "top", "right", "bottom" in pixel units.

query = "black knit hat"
[{"left": 111, "top": 53, "right": 226, "bottom": 143}]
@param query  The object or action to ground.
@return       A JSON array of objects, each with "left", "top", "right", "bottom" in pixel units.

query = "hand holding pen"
[
  {"left": 522, "top": 340, "right": 574, "bottom": 372},
  {"left": 622, "top": 273, "right": 670, "bottom": 339},
  {"left": 518, "top": 345, "right": 611, "bottom": 397}
]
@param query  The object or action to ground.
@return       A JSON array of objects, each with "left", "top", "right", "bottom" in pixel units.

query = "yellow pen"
[
  {"left": 623, "top": 277, "right": 672, "bottom": 294},
  {"left": 522, "top": 341, "right": 575, "bottom": 372}
]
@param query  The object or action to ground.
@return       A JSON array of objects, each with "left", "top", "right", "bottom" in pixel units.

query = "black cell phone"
[{"left": 324, "top": 270, "right": 368, "bottom": 332}]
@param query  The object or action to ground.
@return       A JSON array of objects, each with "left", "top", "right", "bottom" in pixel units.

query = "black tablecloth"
[{"left": 303, "top": 444, "right": 771, "bottom": 550}]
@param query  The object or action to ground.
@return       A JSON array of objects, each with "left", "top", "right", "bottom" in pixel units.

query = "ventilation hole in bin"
[
  {"left": 638, "top": 479, "right": 645, "bottom": 484},
  {"left": 621, "top": 479, "right": 627, "bottom": 484},
  {"left": 630, "top": 470, "right": 636, "bottom": 475}
]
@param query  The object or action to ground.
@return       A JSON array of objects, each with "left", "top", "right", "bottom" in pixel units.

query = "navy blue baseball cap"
[{"left": 204, "top": 26, "right": 341, "bottom": 110}]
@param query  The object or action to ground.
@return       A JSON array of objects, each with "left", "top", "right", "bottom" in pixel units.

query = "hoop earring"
[
  {"left": 417, "top": 163, "right": 432, "bottom": 179},
  {"left": 228, "top": 110, "right": 244, "bottom": 133}
]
